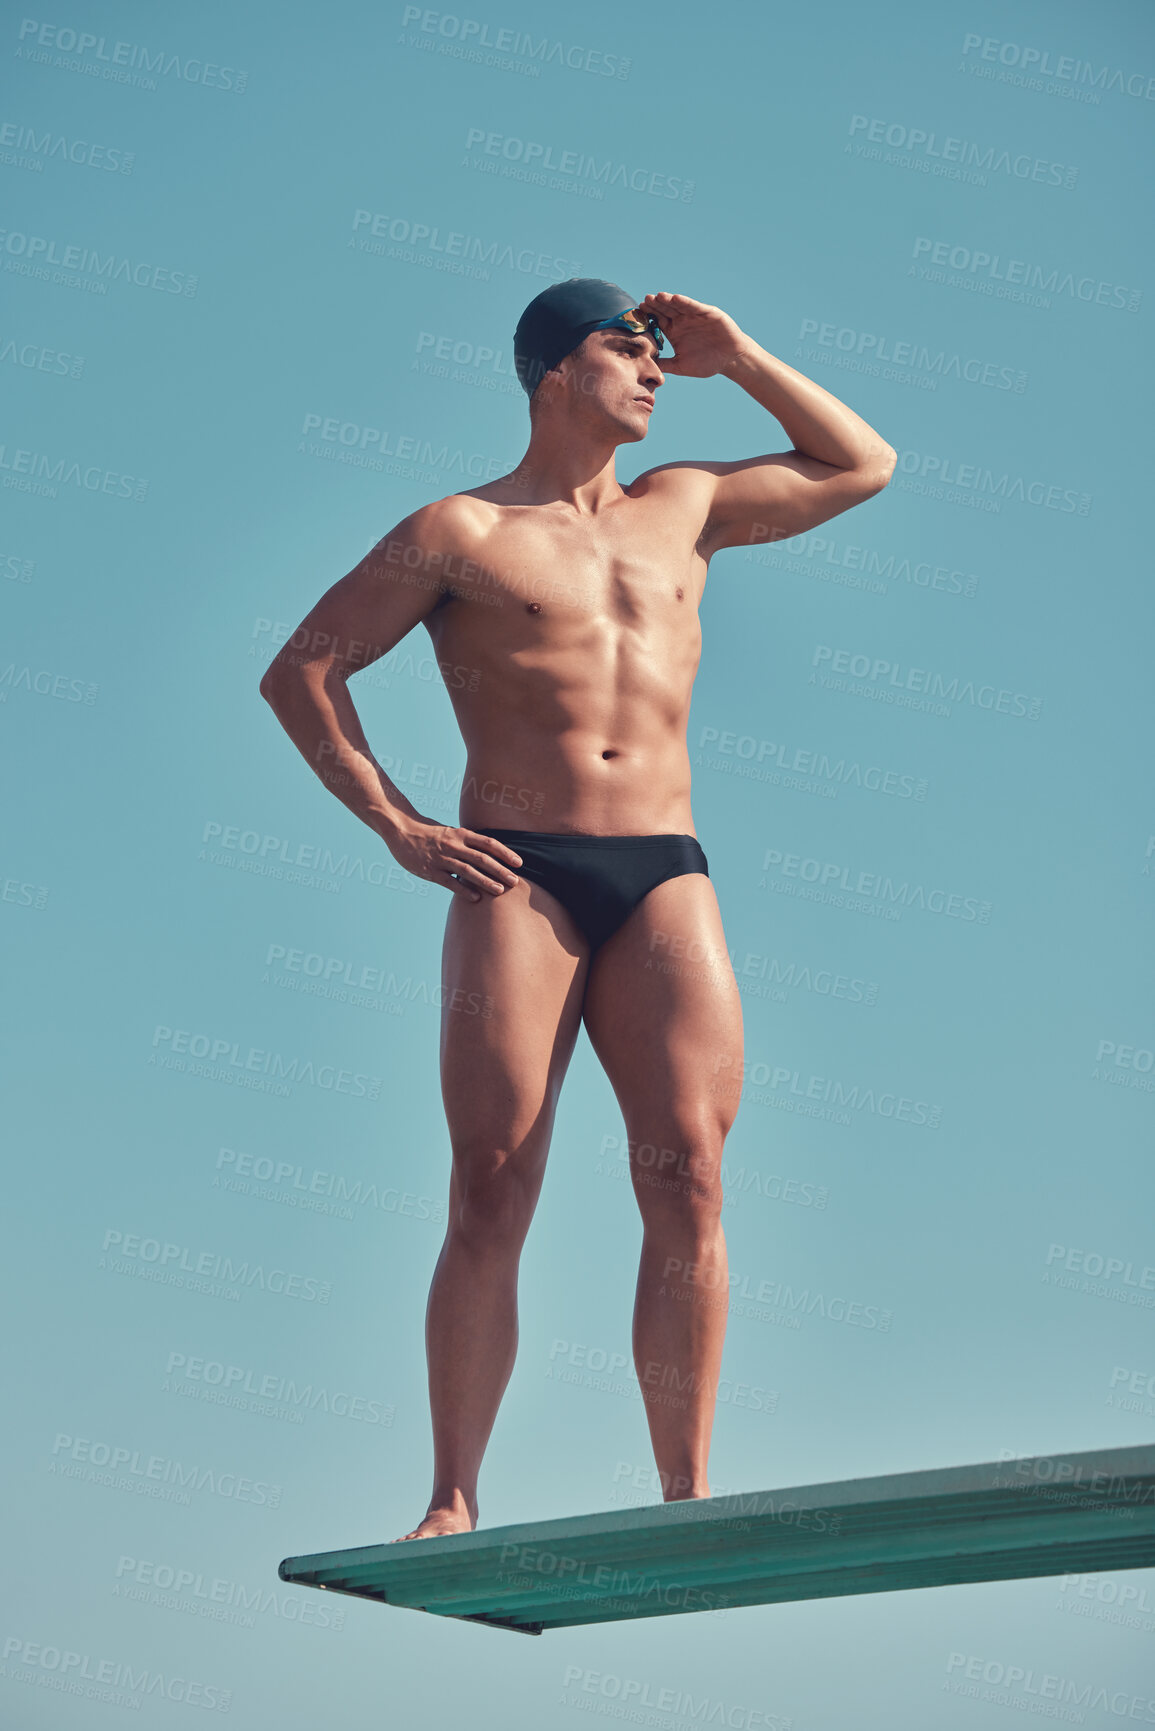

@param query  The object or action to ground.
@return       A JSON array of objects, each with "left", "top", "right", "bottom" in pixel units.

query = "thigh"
[
  {"left": 581, "top": 872, "right": 744, "bottom": 1144},
  {"left": 440, "top": 874, "right": 590, "bottom": 1173}
]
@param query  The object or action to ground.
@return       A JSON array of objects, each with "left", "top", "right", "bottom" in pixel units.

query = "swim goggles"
[{"left": 589, "top": 307, "right": 666, "bottom": 353}]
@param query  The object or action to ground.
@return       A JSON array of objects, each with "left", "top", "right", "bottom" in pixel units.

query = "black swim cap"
[{"left": 513, "top": 277, "right": 640, "bottom": 397}]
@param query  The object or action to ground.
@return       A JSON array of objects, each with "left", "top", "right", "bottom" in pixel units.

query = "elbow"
[
  {"left": 857, "top": 443, "right": 897, "bottom": 497},
  {"left": 260, "top": 654, "right": 339, "bottom": 707},
  {"left": 259, "top": 657, "right": 292, "bottom": 707},
  {"left": 873, "top": 443, "right": 898, "bottom": 489}
]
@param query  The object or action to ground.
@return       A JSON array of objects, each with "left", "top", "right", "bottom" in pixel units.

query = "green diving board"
[{"left": 278, "top": 1443, "right": 1155, "bottom": 1634}]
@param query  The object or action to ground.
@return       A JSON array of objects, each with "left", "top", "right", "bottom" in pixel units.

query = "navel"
[{"left": 675, "top": 587, "right": 684, "bottom": 601}]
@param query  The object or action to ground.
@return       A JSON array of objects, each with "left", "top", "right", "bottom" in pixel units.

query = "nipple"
[{"left": 527, "top": 601, "right": 542, "bottom": 614}]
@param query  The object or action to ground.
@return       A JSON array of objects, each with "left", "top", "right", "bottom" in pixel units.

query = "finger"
[
  {"left": 455, "top": 842, "right": 521, "bottom": 886},
  {"left": 444, "top": 855, "right": 515, "bottom": 893},
  {"left": 440, "top": 871, "right": 483, "bottom": 902},
  {"left": 458, "top": 831, "right": 524, "bottom": 870}
]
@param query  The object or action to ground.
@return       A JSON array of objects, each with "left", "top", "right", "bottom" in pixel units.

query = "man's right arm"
[{"left": 258, "top": 501, "right": 522, "bottom": 900}]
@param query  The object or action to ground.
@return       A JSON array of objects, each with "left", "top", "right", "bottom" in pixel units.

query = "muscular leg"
[
  {"left": 580, "top": 873, "right": 743, "bottom": 1501},
  {"left": 396, "top": 875, "right": 589, "bottom": 1540}
]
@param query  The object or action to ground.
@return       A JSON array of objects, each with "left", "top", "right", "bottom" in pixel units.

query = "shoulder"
[
  {"left": 407, "top": 490, "right": 494, "bottom": 538},
  {"left": 627, "top": 460, "right": 728, "bottom": 499},
  {"left": 626, "top": 461, "right": 729, "bottom": 548},
  {"left": 377, "top": 491, "right": 495, "bottom": 565},
  {"left": 626, "top": 461, "right": 730, "bottom": 529}
]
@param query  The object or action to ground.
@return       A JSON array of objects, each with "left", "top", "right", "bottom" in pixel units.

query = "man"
[{"left": 260, "top": 279, "right": 895, "bottom": 1540}]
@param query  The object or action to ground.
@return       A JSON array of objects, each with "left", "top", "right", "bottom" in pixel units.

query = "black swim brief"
[{"left": 471, "top": 828, "right": 709, "bottom": 954}]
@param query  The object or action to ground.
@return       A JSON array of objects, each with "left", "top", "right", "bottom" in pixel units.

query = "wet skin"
[{"left": 259, "top": 293, "right": 896, "bottom": 1539}]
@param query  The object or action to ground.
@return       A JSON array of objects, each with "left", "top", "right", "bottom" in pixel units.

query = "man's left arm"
[{"left": 638, "top": 292, "right": 897, "bottom": 554}]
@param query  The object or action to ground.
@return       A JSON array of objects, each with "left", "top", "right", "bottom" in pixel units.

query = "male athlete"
[{"left": 260, "top": 280, "right": 895, "bottom": 1540}]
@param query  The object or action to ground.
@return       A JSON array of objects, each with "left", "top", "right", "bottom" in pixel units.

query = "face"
[{"left": 542, "top": 328, "right": 664, "bottom": 441}]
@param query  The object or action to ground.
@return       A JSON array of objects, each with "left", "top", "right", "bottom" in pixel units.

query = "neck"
[{"left": 501, "top": 418, "right": 625, "bottom": 512}]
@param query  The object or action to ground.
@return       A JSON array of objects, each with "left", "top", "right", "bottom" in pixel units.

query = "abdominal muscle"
[
  {"left": 416, "top": 479, "right": 709, "bottom": 838},
  {"left": 456, "top": 729, "right": 695, "bottom": 837},
  {"left": 425, "top": 610, "right": 700, "bottom": 839}
]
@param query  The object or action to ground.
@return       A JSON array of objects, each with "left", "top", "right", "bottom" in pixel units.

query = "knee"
[
  {"left": 450, "top": 1147, "right": 539, "bottom": 1246},
  {"left": 629, "top": 1128, "right": 725, "bottom": 1228}
]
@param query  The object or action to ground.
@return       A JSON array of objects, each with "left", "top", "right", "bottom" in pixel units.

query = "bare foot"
[{"left": 392, "top": 1502, "right": 476, "bottom": 1542}]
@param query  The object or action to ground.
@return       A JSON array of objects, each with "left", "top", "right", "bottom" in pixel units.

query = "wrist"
[
  {"left": 721, "top": 334, "right": 769, "bottom": 379},
  {"left": 367, "top": 803, "right": 418, "bottom": 844}
]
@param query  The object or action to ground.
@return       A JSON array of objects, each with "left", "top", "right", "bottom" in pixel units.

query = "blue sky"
[{"left": 3, "top": 0, "right": 1154, "bottom": 1725}]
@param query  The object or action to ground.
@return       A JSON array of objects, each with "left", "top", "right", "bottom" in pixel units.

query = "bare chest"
[{"left": 437, "top": 497, "right": 707, "bottom": 631}]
